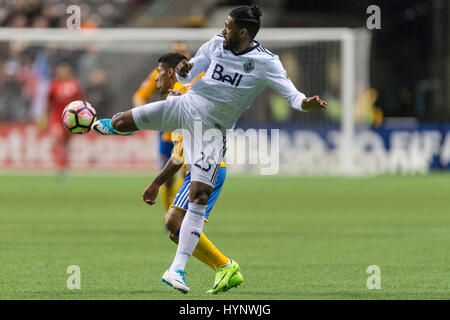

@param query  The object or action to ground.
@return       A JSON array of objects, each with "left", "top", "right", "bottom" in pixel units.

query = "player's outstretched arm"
[
  {"left": 263, "top": 56, "right": 327, "bottom": 113},
  {"left": 175, "top": 36, "right": 215, "bottom": 84},
  {"left": 142, "top": 157, "right": 183, "bottom": 205},
  {"left": 301, "top": 95, "right": 328, "bottom": 112}
]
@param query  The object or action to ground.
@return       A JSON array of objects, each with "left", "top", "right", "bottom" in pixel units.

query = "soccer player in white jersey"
[{"left": 92, "top": 4, "right": 327, "bottom": 293}]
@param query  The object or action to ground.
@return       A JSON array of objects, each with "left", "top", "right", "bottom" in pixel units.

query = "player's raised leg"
[{"left": 92, "top": 97, "right": 169, "bottom": 136}]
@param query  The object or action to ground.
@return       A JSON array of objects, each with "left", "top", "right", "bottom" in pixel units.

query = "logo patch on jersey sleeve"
[{"left": 243, "top": 59, "right": 254, "bottom": 73}]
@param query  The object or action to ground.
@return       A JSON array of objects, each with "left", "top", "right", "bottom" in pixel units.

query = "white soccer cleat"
[{"left": 161, "top": 269, "right": 190, "bottom": 294}]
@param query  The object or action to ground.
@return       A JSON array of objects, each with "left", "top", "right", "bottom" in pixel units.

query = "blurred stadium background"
[{"left": 0, "top": 0, "right": 449, "bottom": 300}]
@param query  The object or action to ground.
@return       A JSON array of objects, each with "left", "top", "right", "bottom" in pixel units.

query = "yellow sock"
[
  {"left": 192, "top": 247, "right": 216, "bottom": 270},
  {"left": 193, "top": 233, "right": 230, "bottom": 270}
]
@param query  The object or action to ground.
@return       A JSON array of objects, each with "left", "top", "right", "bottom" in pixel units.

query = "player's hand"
[
  {"left": 168, "top": 89, "right": 184, "bottom": 96},
  {"left": 175, "top": 59, "right": 193, "bottom": 78},
  {"left": 301, "top": 95, "right": 327, "bottom": 112},
  {"left": 142, "top": 181, "right": 159, "bottom": 205}
]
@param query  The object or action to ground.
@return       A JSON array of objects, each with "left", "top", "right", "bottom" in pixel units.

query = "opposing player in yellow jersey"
[
  {"left": 133, "top": 41, "right": 192, "bottom": 211},
  {"left": 141, "top": 52, "right": 243, "bottom": 294}
]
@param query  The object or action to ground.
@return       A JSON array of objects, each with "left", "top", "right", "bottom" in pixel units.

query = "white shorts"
[{"left": 132, "top": 93, "right": 226, "bottom": 187}]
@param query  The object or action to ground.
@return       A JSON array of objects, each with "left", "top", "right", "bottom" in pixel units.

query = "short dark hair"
[
  {"left": 157, "top": 52, "right": 187, "bottom": 70},
  {"left": 229, "top": 4, "right": 262, "bottom": 40}
]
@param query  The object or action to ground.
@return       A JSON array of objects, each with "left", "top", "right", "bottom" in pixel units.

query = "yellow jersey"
[{"left": 134, "top": 69, "right": 204, "bottom": 101}]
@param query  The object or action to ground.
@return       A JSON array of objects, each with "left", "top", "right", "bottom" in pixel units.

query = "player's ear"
[
  {"left": 168, "top": 68, "right": 175, "bottom": 77},
  {"left": 240, "top": 28, "right": 248, "bottom": 40}
]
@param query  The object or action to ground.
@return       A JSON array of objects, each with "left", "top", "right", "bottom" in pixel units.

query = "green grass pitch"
[{"left": 0, "top": 173, "right": 449, "bottom": 299}]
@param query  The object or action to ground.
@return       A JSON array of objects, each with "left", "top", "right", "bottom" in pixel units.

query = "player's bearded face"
[{"left": 222, "top": 16, "right": 240, "bottom": 50}]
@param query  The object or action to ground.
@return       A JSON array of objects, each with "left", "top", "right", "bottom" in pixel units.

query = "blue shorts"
[
  {"left": 159, "top": 132, "right": 174, "bottom": 168},
  {"left": 171, "top": 167, "right": 226, "bottom": 222}
]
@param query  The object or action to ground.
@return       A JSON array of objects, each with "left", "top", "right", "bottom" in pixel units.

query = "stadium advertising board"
[
  {"left": 0, "top": 123, "right": 158, "bottom": 171},
  {"left": 0, "top": 123, "right": 449, "bottom": 173}
]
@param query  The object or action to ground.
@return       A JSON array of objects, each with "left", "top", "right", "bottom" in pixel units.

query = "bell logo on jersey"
[{"left": 211, "top": 63, "right": 243, "bottom": 87}]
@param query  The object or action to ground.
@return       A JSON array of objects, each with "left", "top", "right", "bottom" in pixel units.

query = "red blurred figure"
[{"left": 47, "top": 61, "right": 84, "bottom": 176}]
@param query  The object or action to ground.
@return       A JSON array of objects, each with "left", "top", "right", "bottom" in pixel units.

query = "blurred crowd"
[
  {"left": 0, "top": 0, "right": 147, "bottom": 29},
  {"left": 0, "top": 42, "right": 113, "bottom": 122},
  {"left": 0, "top": 0, "right": 149, "bottom": 122}
]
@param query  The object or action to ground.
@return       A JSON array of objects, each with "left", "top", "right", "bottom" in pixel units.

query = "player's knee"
[
  {"left": 164, "top": 211, "right": 181, "bottom": 234},
  {"left": 190, "top": 186, "right": 211, "bottom": 205},
  {"left": 165, "top": 217, "right": 180, "bottom": 244},
  {"left": 189, "top": 181, "right": 213, "bottom": 205},
  {"left": 192, "top": 192, "right": 209, "bottom": 205},
  {"left": 168, "top": 231, "right": 179, "bottom": 244}
]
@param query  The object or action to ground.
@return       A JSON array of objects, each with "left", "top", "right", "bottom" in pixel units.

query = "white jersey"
[{"left": 177, "top": 34, "right": 307, "bottom": 130}]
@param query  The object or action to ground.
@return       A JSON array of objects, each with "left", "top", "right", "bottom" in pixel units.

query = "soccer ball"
[{"left": 62, "top": 101, "right": 97, "bottom": 134}]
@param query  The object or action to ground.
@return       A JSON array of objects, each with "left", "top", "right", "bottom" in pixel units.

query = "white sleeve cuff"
[
  {"left": 292, "top": 93, "right": 307, "bottom": 112},
  {"left": 176, "top": 73, "right": 189, "bottom": 85}
]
